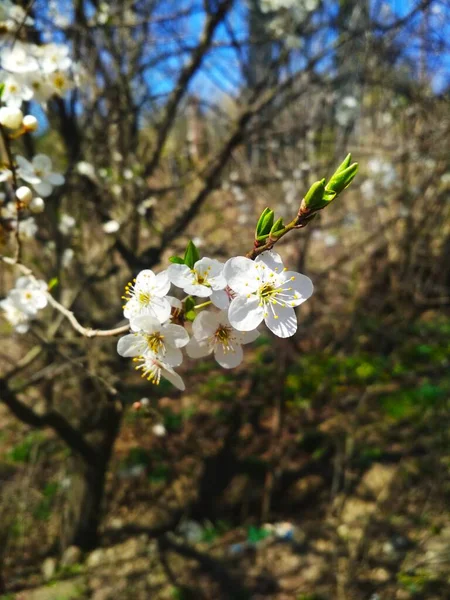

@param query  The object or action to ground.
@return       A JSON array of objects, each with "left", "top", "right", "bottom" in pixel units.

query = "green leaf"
[
  {"left": 270, "top": 217, "right": 284, "bottom": 236},
  {"left": 303, "top": 179, "right": 326, "bottom": 210},
  {"left": 47, "top": 277, "right": 59, "bottom": 291},
  {"left": 255, "top": 208, "right": 274, "bottom": 239},
  {"left": 169, "top": 256, "right": 184, "bottom": 264},
  {"left": 183, "top": 241, "right": 200, "bottom": 269},
  {"left": 326, "top": 162, "right": 359, "bottom": 195},
  {"left": 334, "top": 153, "right": 352, "bottom": 174},
  {"left": 0, "top": 83, "right": 4, "bottom": 100}
]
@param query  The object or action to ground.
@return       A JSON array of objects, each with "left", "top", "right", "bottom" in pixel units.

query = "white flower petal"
[
  {"left": 33, "top": 154, "right": 52, "bottom": 172},
  {"left": 151, "top": 270, "right": 171, "bottom": 296},
  {"left": 48, "top": 172, "right": 65, "bottom": 186},
  {"left": 281, "top": 272, "right": 314, "bottom": 305},
  {"left": 163, "top": 324, "right": 189, "bottom": 348},
  {"left": 192, "top": 310, "right": 219, "bottom": 340},
  {"left": 228, "top": 295, "right": 264, "bottom": 331},
  {"left": 265, "top": 305, "right": 297, "bottom": 338},
  {"left": 186, "top": 338, "right": 211, "bottom": 359},
  {"left": 135, "top": 269, "right": 155, "bottom": 287},
  {"left": 163, "top": 346, "right": 183, "bottom": 367},
  {"left": 223, "top": 256, "right": 260, "bottom": 295},
  {"left": 210, "top": 289, "right": 229, "bottom": 310},
  {"left": 184, "top": 283, "right": 211, "bottom": 297},
  {"left": 162, "top": 367, "right": 185, "bottom": 391},
  {"left": 130, "top": 314, "right": 160, "bottom": 333},
  {"left": 148, "top": 296, "right": 171, "bottom": 322},
  {"left": 117, "top": 333, "right": 146, "bottom": 357},
  {"left": 214, "top": 342, "right": 243, "bottom": 369},
  {"left": 237, "top": 329, "right": 260, "bottom": 345},
  {"left": 167, "top": 264, "right": 192, "bottom": 288},
  {"left": 256, "top": 250, "right": 284, "bottom": 273},
  {"left": 33, "top": 181, "right": 53, "bottom": 197}
]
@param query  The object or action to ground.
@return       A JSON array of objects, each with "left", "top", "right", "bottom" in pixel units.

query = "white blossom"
[
  {"left": 133, "top": 352, "right": 185, "bottom": 391},
  {"left": 152, "top": 423, "right": 167, "bottom": 437},
  {"left": 0, "top": 296, "right": 31, "bottom": 333},
  {"left": 0, "top": 75, "right": 33, "bottom": 108},
  {"left": 117, "top": 314, "right": 189, "bottom": 366},
  {"left": 186, "top": 310, "right": 258, "bottom": 369},
  {"left": 102, "top": 220, "right": 120, "bottom": 233},
  {"left": 0, "top": 105, "right": 23, "bottom": 129},
  {"left": 62, "top": 248, "right": 74, "bottom": 269},
  {"left": 122, "top": 269, "right": 171, "bottom": 322},
  {"left": 58, "top": 213, "right": 76, "bottom": 235},
  {"left": 16, "top": 154, "right": 65, "bottom": 197},
  {"left": 168, "top": 257, "right": 226, "bottom": 300},
  {"left": 224, "top": 250, "right": 313, "bottom": 338},
  {"left": 9, "top": 276, "right": 48, "bottom": 316}
]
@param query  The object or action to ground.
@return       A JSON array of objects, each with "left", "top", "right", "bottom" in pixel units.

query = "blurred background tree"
[{"left": 0, "top": 0, "right": 449, "bottom": 597}]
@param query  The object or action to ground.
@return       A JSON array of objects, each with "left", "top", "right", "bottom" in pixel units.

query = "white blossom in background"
[
  {"left": 336, "top": 96, "right": 359, "bottom": 127},
  {"left": 0, "top": 296, "right": 31, "bottom": 333},
  {"left": 62, "top": 248, "right": 74, "bottom": 269},
  {"left": 37, "top": 43, "right": 72, "bottom": 74},
  {"left": 224, "top": 250, "right": 313, "bottom": 338},
  {"left": 102, "top": 220, "right": 120, "bottom": 234},
  {"left": 168, "top": 257, "right": 226, "bottom": 300},
  {"left": 361, "top": 179, "right": 376, "bottom": 200},
  {"left": 19, "top": 217, "right": 38, "bottom": 239},
  {"left": 367, "top": 158, "right": 397, "bottom": 188},
  {"left": 0, "top": 106, "right": 23, "bottom": 129},
  {"left": 58, "top": 213, "right": 76, "bottom": 235},
  {"left": 187, "top": 310, "right": 259, "bottom": 369},
  {"left": 117, "top": 315, "right": 189, "bottom": 366},
  {"left": 0, "top": 43, "right": 39, "bottom": 74},
  {"left": 0, "top": 1, "right": 34, "bottom": 31},
  {"left": 0, "top": 75, "right": 33, "bottom": 108},
  {"left": 152, "top": 423, "right": 167, "bottom": 437},
  {"left": 122, "top": 269, "right": 171, "bottom": 322},
  {"left": 16, "top": 154, "right": 65, "bottom": 197},
  {"left": 9, "top": 276, "right": 48, "bottom": 316},
  {"left": 133, "top": 353, "right": 185, "bottom": 391}
]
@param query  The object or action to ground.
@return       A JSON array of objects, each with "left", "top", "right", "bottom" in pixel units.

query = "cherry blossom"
[
  {"left": 0, "top": 296, "right": 31, "bottom": 333},
  {"left": 117, "top": 314, "right": 189, "bottom": 366},
  {"left": 133, "top": 353, "right": 185, "bottom": 391},
  {"left": 186, "top": 310, "right": 258, "bottom": 368},
  {"left": 224, "top": 250, "right": 313, "bottom": 338},
  {"left": 8, "top": 276, "right": 48, "bottom": 316},
  {"left": 122, "top": 269, "right": 171, "bottom": 322},
  {"left": 168, "top": 257, "right": 226, "bottom": 299},
  {"left": 16, "top": 154, "right": 65, "bottom": 197}
]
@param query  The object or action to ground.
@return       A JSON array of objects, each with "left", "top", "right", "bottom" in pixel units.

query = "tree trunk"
[{"left": 61, "top": 402, "right": 122, "bottom": 552}]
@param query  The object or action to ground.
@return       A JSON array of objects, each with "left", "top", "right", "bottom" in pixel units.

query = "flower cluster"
[
  {"left": 0, "top": 41, "right": 77, "bottom": 108},
  {"left": 0, "top": 276, "right": 48, "bottom": 333},
  {"left": 117, "top": 249, "right": 313, "bottom": 391}
]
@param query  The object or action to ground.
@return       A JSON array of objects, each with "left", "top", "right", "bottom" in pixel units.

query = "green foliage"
[
  {"left": 8, "top": 432, "right": 44, "bottom": 463},
  {"left": 269, "top": 217, "right": 285, "bottom": 236},
  {"left": 184, "top": 296, "right": 196, "bottom": 322},
  {"left": 34, "top": 481, "right": 59, "bottom": 521},
  {"left": 183, "top": 241, "right": 200, "bottom": 269},
  {"left": 247, "top": 525, "right": 271, "bottom": 544},
  {"left": 255, "top": 207, "right": 274, "bottom": 241},
  {"left": 303, "top": 179, "right": 326, "bottom": 210},
  {"left": 169, "top": 256, "right": 184, "bottom": 264}
]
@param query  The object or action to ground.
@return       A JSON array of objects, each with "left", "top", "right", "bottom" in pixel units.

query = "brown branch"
[{"left": 143, "top": 0, "right": 234, "bottom": 178}]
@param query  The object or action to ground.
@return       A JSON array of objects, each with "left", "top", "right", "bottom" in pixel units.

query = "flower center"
[
  {"left": 35, "top": 168, "right": 43, "bottom": 178},
  {"left": 146, "top": 333, "right": 164, "bottom": 354},
  {"left": 259, "top": 283, "right": 278, "bottom": 300},
  {"left": 138, "top": 290, "right": 151, "bottom": 305},
  {"left": 24, "top": 292, "right": 33, "bottom": 300},
  {"left": 134, "top": 356, "right": 161, "bottom": 385},
  {"left": 214, "top": 325, "right": 234, "bottom": 352}
]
